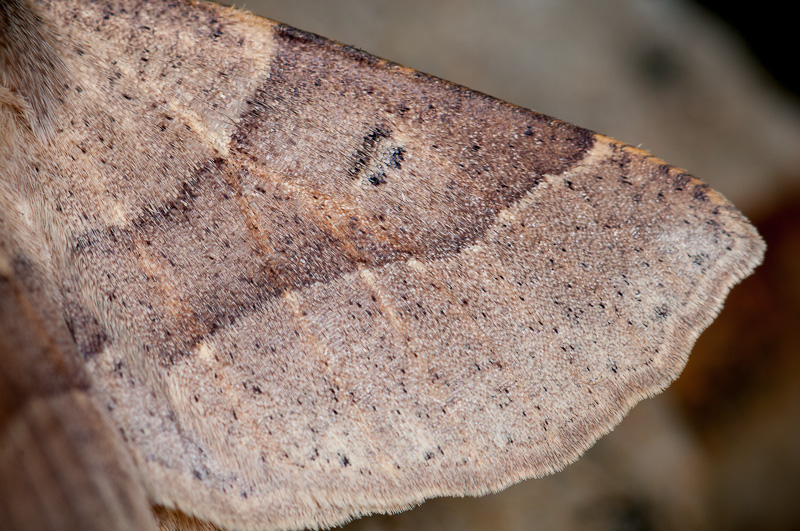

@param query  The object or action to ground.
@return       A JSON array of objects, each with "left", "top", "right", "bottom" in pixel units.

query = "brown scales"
[{"left": 0, "top": 1, "right": 764, "bottom": 530}]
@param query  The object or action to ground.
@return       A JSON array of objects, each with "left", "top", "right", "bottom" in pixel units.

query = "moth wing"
[
  {"left": 0, "top": 241, "right": 157, "bottom": 530},
  {"left": 1, "top": 1, "right": 764, "bottom": 530}
]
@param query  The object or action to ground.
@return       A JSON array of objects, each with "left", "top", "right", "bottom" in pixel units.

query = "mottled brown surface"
[{"left": 0, "top": 1, "right": 764, "bottom": 530}]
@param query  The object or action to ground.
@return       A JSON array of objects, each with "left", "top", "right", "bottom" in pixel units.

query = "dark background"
[{"left": 693, "top": 0, "right": 798, "bottom": 98}]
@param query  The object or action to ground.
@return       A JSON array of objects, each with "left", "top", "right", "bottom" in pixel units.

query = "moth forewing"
[{"left": 0, "top": 1, "right": 764, "bottom": 530}]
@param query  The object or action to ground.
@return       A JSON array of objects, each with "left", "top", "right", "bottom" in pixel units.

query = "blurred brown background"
[{"left": 220, "top": 1, "right": 800, "bottom": 529}]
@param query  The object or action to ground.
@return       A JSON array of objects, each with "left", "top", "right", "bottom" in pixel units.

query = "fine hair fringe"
[{"left": 0, "top": 0, "right": 66, "bottom": 137}]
